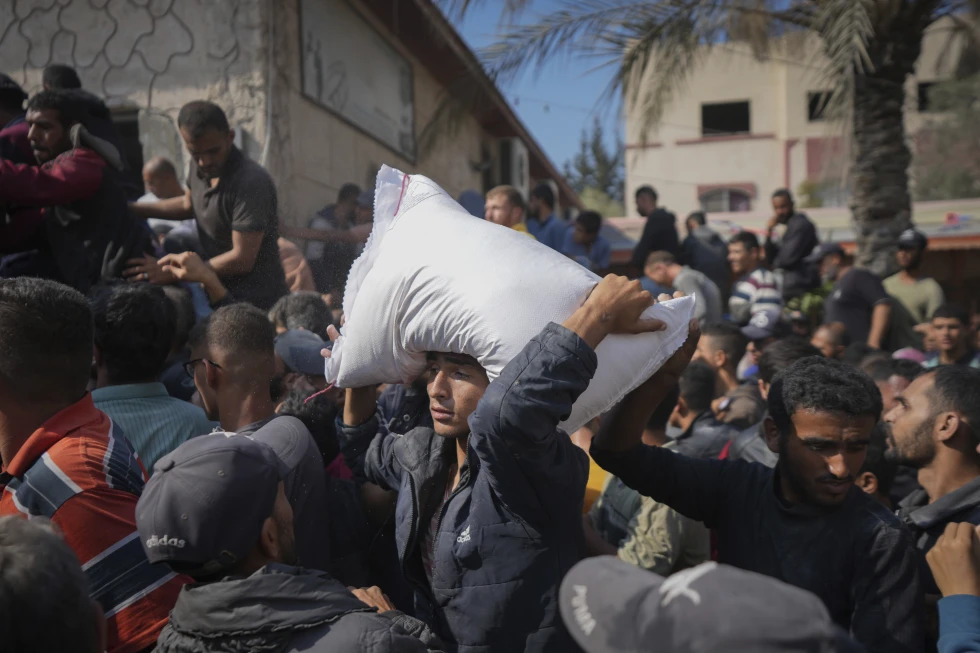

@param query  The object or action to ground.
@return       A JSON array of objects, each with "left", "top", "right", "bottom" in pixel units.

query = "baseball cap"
[
  {"left": 0, "top": 74, "right": 27, "bottom": 102},
  {"left": 356, "top": 190, "right": 373, "bottom": 208},
  {"left": 136, "top": 432, "right": 289, "bottom": 578},
  {"left": 274, "top": 329, "right": 328, "bottom": 376},
  {"left": 897, "top": 228, "right": 927, "bottom": 250},
  {"left": 804, "top": 242, "right": 844, "bottom": 264},
  {"left": 560, "top": 557, "right": 861, "bottom": 653},
  {"left": 741, "top": 309, "right": 787, "bottom": 341}
]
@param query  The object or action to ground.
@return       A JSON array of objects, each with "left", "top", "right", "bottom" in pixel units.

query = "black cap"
[
  {"left": 741, "top": 309, "right": 788, "bottom": 341},
  {"left": 560, "top": 557, "right": 861, "bottom": 653},
  {"left": 136, "top": 431, "right": 289, "bottom": 578},
  {"left": 274, "top": 329, "right": 328, "bottom": 376},
  {"left": 897, "top": 228, "right": 927, "bottom": 250},
  {"left": 804, "top": 242, "right": 844, "bottom": 264},
  {"left": 0, "top": 74, "right": 27, "bottom": 102}
]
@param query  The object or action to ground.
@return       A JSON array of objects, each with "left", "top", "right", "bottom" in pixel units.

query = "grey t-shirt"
[
  {"left": 188, "top": 146, "right": 288, "bottom": 309},
  {"left": 674, "top": 266, "right": 723, "bottom": 325}
]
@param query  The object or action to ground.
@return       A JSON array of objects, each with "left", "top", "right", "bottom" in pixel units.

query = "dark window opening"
[
  {"left": 808, "top": 91, "right": 832, "bottom": 121},
  {"left": 918, "top": 82, "right": 937, "bottom": 112},
  {"left": 701, "top": 101, "right": 750, "bottom": 136}
]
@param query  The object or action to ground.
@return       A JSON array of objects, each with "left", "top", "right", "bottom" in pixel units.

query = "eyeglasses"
[{"left": 183, "top": 358, "right": 222, "bottom": 378}]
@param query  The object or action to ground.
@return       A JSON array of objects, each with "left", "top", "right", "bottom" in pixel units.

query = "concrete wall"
[
  {"left": 624, "top": 17, "right": 965, "bottom": 220},
  {"left": 0, "top": 0, "right": 484, "bottom": 226}
]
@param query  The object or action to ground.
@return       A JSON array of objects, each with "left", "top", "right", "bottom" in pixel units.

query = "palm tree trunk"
[{"left": 848, "top": 3, "right": 937, "bottom": 276}]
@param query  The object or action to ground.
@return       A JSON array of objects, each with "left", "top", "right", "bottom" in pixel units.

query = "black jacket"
[
  {"left": 681, "top": 226, "right": 729, "bottom": 296},
  {"left": 155, "top": 564, "right": 445, "bottom": 653},
  {"left": 591, "top": 443, "right": 924, "bottom": 653},
  {"left": 765, "top": 212, "right": 819, "bottom": 300},
  {"left": 339, "top": 323, "right": 592, "bottom": 652},
  {"left": 671, "top": 411, "right": 735, "bottom": 460},
  {"left": 631, "top": 207, "right": 679, "bottom": 268}
]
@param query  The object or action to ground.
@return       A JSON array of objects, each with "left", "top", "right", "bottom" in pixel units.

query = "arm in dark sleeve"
[
  {"left": 631, "top": 219, "right": 658, "bottom": 268},
  {"left": 466, "top": 322, "right": 594, "bottom": 522},
  {"left": 590, "top": 442, "right": 733, "bottom": 528},
  {"left": 230, "top": 172, "right": 277, "bottom": 232},
  {"left": 771, "top": 217, "right": 817, "bottom": 269},
  {"left": 849, "top": 525, "right": 924, "bottom": 653},
  {"left": 337, "top": 412, "right": 403, "bottom": 490},
  {"left": 0, "top": 150, "right": 103, "bottom": 206}
]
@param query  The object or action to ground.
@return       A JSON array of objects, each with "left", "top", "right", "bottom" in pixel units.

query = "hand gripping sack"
[{"left": 325, "top": 165, "right": 696, "bottom": 433}]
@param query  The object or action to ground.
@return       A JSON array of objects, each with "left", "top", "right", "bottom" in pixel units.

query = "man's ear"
[
  {"left": 227, "top": 128, "right": 236, "bottom": 145},
  {"left": 714, "top": 349, "right": 728, "bottom": 370},
  {"left": 676, "top": 397, "right": 689, "bottom": 418},
  {"left": 856, "top": 471, "right": 879, "bottom": 497},
  {"left": 763, "top": 416, "right": 781, "bottom": 454},
  {"left": 936, "top": 412, "right": 962, "bottom": 444},
  {"left": 758, "top": 379, "right": 769, "bottom": 401},
  {"left": 257, "top": 515, "right": 281, "bottom": 562},
  {"left": 205, "top": 359, "right": 221, "bottom": 391},
  {"left": 93, "top": 345, "right": 103, "bottom": 368}
]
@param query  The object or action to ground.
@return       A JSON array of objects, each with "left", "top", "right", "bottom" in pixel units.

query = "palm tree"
[{"left": 443, "top": 0, "right": 978, "bottom": 275}]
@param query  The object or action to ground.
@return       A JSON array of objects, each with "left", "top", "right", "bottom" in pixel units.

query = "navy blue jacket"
[{"left": 339, "top": 323, "right": 592, "bottom": 652}]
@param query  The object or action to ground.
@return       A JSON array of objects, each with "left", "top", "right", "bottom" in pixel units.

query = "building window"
[
  {"left": 699, "top": 188, "right": 751, "bottom": 212},
  {"left": 918, "top": 82, "right": 937, "bottom": 112},
  {"left": 807, "top": 91, "right": 832, "bottom": 121},
  {"left": 701, "top": 101, "right": 750, "bottom": 136}
]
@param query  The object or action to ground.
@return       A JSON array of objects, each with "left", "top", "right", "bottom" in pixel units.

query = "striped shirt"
[
  {"left": 0, "top": 395, "right": 185, "bottom": 653},
  {"left": 729, "top": 267, "right": 783, "bottom": 325},
  {"left": 92, "top": 382, "right": 216, "bottom": 473}
]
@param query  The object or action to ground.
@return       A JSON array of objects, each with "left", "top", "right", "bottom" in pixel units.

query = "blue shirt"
[
  {"left": 923, "top": 349, "right": 980, "bottom": 370},
  {"left": 92, "top": 382, "right": 216, "bottom": 472},
  {"left": 526, "top": 213, "right": 569, "bottom": 251},
  {"left": 640, "top": 277, "right": 674, "bottom": 296},
  {"left": 561, "top": 230, "right": 611, "bottom": 272},
  {"left": 938, "top": 595, "right": 980, "bottom": 653}
]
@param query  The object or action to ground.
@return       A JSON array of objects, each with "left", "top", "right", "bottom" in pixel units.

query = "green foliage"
[
  {"left": 578, "top": 186, "right": 626, "bottom": 217},
  {"left": 563, "top": 117, "right": 624, "bottom": 204},
  {"left": 913, "top": 73, "right": 980, "bottom": 201}
]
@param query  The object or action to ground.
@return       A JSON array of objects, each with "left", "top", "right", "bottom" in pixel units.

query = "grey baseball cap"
[
  {"left": 741, "top": 309, "right": 788, "bottom": 341},
  {"left": 560, "top": 557, "right": 860, "bottom": 653},
  {"left": 274, "top": 329, "right": 328, "bottom": 376},
  {"left": 897, "top": 228, "right": 927, "bottom": 250},
  {"left": 136, "top": 431, "right": 289, "bottom": 578}
]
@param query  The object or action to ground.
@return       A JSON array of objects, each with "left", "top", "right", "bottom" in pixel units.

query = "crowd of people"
[{"left": 2, "top": 63, "right": 980, "bottom": 653}]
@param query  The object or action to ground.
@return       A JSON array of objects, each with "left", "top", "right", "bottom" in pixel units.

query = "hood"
[
  {"left": 158, "top": 564, "right": 373, "bottom": 652},
  {"left": 691, "top": 225, "right": 723, "bottom": 245},
  {"left": 69, "top": 123, "right": 124, "bottom": 172}
]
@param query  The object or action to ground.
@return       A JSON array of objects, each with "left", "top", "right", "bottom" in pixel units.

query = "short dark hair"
[
  {"left": 177, "top": 100, "right": 230, "bottom": 139},
  {"left": 161, "top": 285, "right": 195, "bottom": 354},
  {"left": 207, "top": 303, "right": 275, "bottom": 355},
  {"left": 678, "top": 360, "right": 717, "bottom": 414},
  {"left": 768, "top": 356, "right": 882, "bottom": 435},
  {"left": 0, "top": 516, "right": 101, "bottom": 653},
  {"left": 144, "top": 157, "right": 178, "bottom": 179},
  {"left": 687, "top": 211, "right": 707, "bottom": 227},
  {"left": 530, "top": 183, "right": 555, "bottom": 209},
  {"left": 0, "top": 85, "right": 25, "bottom": 114},
  {"left": 702, "top": 322, "right": 747, "bottom": 367},
  {"left": 277, "top": 387, "right": 340, "bottom": 464},
  {"left": 42, "top": 64, "right": 81, "bottom": 90},
  {"left": 771, "top": 188, "right": 794, "bottom": 204},
  {"left": 861, "top": 357, "right": 896, "bottom": 382},
  {"left": 337, "top": 183, "right": 361, "bottom": 204},
  {"left": 758, "top": 337, "right": 821, "bottom": 384},
  {"left": 859, "top": 423, "right": 897, "bottom": 497},
  {"left": 635, "top": 185, "right": 657, "bottom": 202},
  {"left": 892, "top": 359, "right": 925, "bottom": 384},
  {"left": 269, "top": 292, "right": 332, "bottom": 336},
  {"left": 26, "top": 90, "right": 83, "bottom": 128},
  {"left": 648, "top": 385, "right": 680, "bottom": 432},
  {"left": 930, "top": 366, "right": 980, "bottom": 445},
  {"left": 932, "top": 303, "right": 969, "bottom": 325},
  {"left": 729, "top": 231, "right": 760, "bottom": 250},
  {"left": 0, "top": 278, "right": 92, "bottom": 404},
  {"left": 576, "top": 210, "right": 602, "bottom": 235},
  {"left": 645, "top": 250, "right": 676, "bottom": 267},
  {"left": 91, "top": 283, "right": 176, "bottom": 385}
]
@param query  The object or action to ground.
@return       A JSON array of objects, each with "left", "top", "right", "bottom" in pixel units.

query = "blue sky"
[{"left": 452, "top": 1, "right": 623, "bottom": 173}]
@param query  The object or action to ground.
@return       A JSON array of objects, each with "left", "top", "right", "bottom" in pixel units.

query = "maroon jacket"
[
  {"left": 0, "top": 115, "right": 44, "bottom": 252},
  {"left": 0, "top": 126, "right": 150, "bottom": 290}
]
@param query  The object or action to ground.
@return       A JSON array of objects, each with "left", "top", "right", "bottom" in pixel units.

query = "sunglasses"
[{"left": 182, "top": 358, "right": 222, "bottom": 378}]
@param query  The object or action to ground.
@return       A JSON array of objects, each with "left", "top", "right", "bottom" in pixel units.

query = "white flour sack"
[{"left": 325, "top": 165, "right": 696, "bottom": 432}]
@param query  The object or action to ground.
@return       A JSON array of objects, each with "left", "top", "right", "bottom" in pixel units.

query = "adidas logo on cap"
[{"left": 146, "top": 534, "right": 186, "bottom": 549}]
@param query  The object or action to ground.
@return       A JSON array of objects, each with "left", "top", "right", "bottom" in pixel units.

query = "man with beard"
[
  {"left": 591, "top": 355, "right": 923, "bottom": 652},
  {"left": 885, "top": 366, "right": 980, "bottom": 573}
]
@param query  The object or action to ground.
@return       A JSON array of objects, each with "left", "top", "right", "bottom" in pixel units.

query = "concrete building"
[
  {"left": 623, "top": 18, "right": 963, "bottom": 218},
  {"left": 0, "top": 0, "right": 578, "bottom": 227}
]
